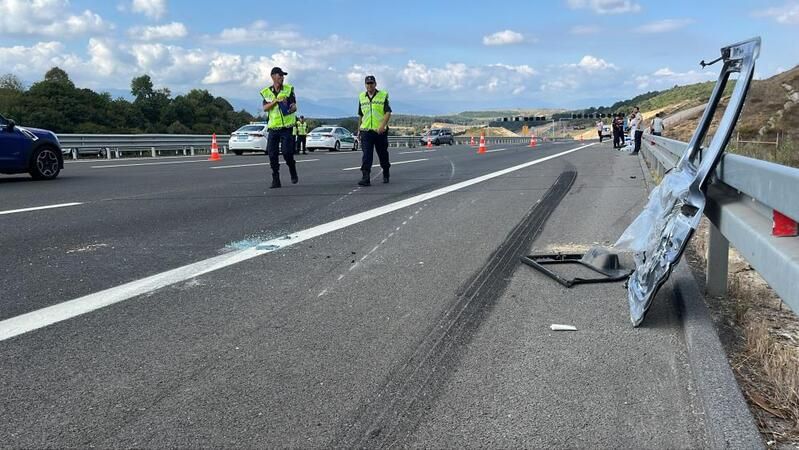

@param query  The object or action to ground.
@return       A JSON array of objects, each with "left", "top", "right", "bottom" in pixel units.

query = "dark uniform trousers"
[
  {"left": 296, "top": 135, "right": 306, "bottom": 153},
  {"left": 266, "top": 127, "right": 296, "bottom": 174},
  {"left": 360, "top": 130, "right": 390, "bottom": 172}
]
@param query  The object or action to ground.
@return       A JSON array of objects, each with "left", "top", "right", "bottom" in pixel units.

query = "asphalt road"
[{"left": 0, "top": 140, "right": 710, "bottom": 447}]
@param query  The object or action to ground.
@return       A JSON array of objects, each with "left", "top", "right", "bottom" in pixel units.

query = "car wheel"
[
  {"left": 29, "top": 146, "right": 61, "bottom": 180},
  {"left": 333, "top": 141, "right": 340, "bottom": 152},
  {"left": 234, "top": 150, "right": 243, "bottom": 155}
]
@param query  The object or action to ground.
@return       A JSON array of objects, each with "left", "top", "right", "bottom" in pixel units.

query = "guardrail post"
[
  {"left": 72, "top": 149, "right": 78, "bottom": 160},
  {"left": 706, "top": 221, "right": 729, "bottom": 296},
  {"left": 190, "top": 146, "right": 195, "bottom": 156},
  {"left": 151, "top": 146, "right": 156, "bottom": 158},
  {"left": 223, "top": 145, "right": 228, "bottom": 154}
]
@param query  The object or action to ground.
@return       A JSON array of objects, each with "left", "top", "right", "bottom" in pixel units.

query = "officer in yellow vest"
[
  {"left": 357, "top": 75, "right": 392, "bottom": 186},
  {"left": 260, "top": 67, "right": 298, "bottom": 188},
  {"left": 294, "top": 116, "right": 308, "bottom": 155}
]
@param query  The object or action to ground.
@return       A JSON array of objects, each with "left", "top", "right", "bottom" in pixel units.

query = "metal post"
[
  {"left": 151, "top": 147, "right": 156, "bottom": 158},
  {"left": 223, "top": 145, "right": 227, "bottom": 154},
  {"left": 706, "top": 221, "right": 730, "bottom": 297},
  {"left": 106, "top": 148, "right": 111, "bottom": 160},
  {"left": 190, "top": 146, "right": 195, "bottom": 156},
  {"left": 72, "top": 149, "right": 78, "bottom": 160}
]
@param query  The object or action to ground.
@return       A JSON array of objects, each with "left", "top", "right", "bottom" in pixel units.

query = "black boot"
[
  {"left": 358, "top": 169, "right": 371, "bottom": 186},
  {"left": 382, "top": 167, "right": 390, "bottom": 184},
  {"left": 270, "top": 173, "right": 281, "bottom": 188},
  {"left": 289, "top": 165, "right": 298, "bottom": 184}
]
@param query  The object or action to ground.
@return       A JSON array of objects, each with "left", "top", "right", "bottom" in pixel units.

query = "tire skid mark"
[{"left": 332, "top": 171, "right": 578, "bottom": 447}]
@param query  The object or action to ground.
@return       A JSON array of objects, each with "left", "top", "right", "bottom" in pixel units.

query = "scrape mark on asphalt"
[{"left": 332, "top": 171, "right": 578, "bottom": 448}]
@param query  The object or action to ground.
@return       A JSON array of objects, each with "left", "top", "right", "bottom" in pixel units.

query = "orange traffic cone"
[
  {"left": 469, "top": 135, "right": 475, "bottom": 147},
  {"left": 209, "top": 133, "right": 222, "bottom": 161},
  {"left": 529, "top": 134, "right": 537, "bottom": 148},
  {"left": 426, "top": 133, "right": 433, "bottom": 148},
  {"left": 478, "top": 133, "right": 486, "bottom": 154}
]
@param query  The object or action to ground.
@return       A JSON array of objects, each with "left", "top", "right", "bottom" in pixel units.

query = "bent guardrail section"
[{"left": 641, "top": 135, "right": 799, "bottom": 314}]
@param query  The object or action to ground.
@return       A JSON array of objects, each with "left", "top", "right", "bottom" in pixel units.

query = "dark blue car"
[{"left": 0, "top": 113, "right": 63, "bottom": 179}]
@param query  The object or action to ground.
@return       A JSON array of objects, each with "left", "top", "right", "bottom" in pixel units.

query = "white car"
[
  {"left": 230, "top": 123, "right": 268, "bottom": 155},
  {"left": 307, "top": 126, "right": 358, "bottom": 152}
]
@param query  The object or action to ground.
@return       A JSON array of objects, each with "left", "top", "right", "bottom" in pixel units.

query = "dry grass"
[{"left": 687, "top": 218, "right": 799, "bottom": 446}]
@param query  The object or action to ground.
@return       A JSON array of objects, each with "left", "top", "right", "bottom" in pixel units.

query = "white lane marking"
[
  {"left": 486, "top": 148, "right": 509, "bottom": 153},
  {"left": 92, "top": 160, "right": 211, "bottom": 169},
  {"left": 398, "top": 150, "right": 437, "bottom": 155},
  {"left": 211, "top": 159, "right": 319, "bottom": 169},
  {"left": 0, "top": 202, "right": 83, "bottom": 216},
  {"left": 67, "top": 155, "right": 210, "bottom": 165},
  {"left": 0, "top": 143, "right": 594, "bottom": 342},
  {"left": 342, "top": 158, "right": 428, "bottom": 171}
]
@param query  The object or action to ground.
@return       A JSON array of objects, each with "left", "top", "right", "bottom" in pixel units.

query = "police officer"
[
  {"left": 357, "top": 75, "right": 392, "bottom": 186},
  {"left": 294, "top": 115, "right": 308, "bottom": 155},
  {"left": 260, "top": 67, "right": 298, "bottom": 188}
]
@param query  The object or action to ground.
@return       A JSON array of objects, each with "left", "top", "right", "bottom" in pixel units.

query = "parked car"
[
  {"left": 0, "top": 113, "right": 63, "bottom": 179},
  {"left": 601, "top": 125, "right": 612, "bottom": 139},
  {"left": 230, "top": 123, "right": 268, "bottom": 155},
  {"left": 307, "top": 126, "right": 358, "bottom": 152},
  {"left": 419, "top": 128, "right": 454, "bottom": 146}
]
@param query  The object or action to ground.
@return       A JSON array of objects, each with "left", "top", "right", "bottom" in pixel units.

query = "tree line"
[{"left": 0, "top": 67, "right": 257, "bottom": 134}]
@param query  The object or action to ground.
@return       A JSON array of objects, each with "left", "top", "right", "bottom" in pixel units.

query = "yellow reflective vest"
[
  {"left": 359, "top": 90, "right": 388, "bottom": 131},
  {"left": 260, "top": 83, "right": 296, "bottom": 129}
]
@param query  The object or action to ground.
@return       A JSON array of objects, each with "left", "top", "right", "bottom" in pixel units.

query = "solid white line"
[
  {"left": 0, "top": 143, "right": 595, "bottom": 341},
  {"left": 342, "top": 158, "right": 428, "bottom": 171},
  {"left": 210, "top": 159, "right": 319, "bottom": 169},
  {"left": 0, "top": 202, "right": 83, "bottom": 216},
  {"left": 91, "top": 160, "right": 211, "bottom": 168},
  {"left": 486, "top": 148, "right": 509, "bottom": 153}
]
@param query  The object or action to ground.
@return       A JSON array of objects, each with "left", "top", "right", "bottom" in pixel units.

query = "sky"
[{"left": 1, "top": 0, "right": 798, "bottom": 116}]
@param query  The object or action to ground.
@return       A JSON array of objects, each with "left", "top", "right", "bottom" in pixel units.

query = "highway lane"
[
  {"left": 0, "top": 140, "right": 709, "bottom": 447},
  {"left": 0, "top": 142, "right": 564, "bottom": 319}
]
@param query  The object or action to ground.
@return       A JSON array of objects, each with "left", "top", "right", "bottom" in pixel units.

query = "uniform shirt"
[{"left": 357, "top": 90, "right": 392, "bottom": 117}]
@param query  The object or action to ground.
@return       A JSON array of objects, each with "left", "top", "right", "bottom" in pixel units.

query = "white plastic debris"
[{"left": 550, "top": 324, "right": 577, "bottom": 331}]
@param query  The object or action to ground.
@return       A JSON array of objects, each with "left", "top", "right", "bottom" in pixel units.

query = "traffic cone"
[
  {"left": 478, "top": 133, "right": 486, "bottom": 154},
  {"left": 209, "top": 133, "right": 222, "bottom": 161},
  {"left": 426, "top": 133, "right": 433, "bottom": 148},
  {"left": 469, "top": 135, "right": 475, "bottom": 146},
  {"left": 529, "top": 134, "right": 537, "bottom": 148}
]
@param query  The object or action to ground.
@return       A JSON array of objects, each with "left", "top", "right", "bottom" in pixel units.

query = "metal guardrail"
[
  {"left": 57, "top": 134, "right": 549, "bottom": 158},
  {"left": 641, "top": 135, "right": 799, "bottom": 314},
  {"left": 58, "top": 134, "right": 232, "bottom": 159}
]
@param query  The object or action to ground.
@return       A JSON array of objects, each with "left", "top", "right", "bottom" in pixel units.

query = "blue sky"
[{"left": 1, "top": 0, "right": 798, "bottom": 115}]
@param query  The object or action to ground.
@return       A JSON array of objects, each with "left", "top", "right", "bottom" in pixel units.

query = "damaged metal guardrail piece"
[{"left": 615, "top": 37, "right": 761, "bottom": 326}]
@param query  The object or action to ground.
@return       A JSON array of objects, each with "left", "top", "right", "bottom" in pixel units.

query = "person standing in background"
[
  {"left": 651, "top": 112, "right": 665, "bottom": 136},
  {"left": 295, "top": 116, "right": 308, "bottom": 155},
  {"left": 630, "top": 106, "right": 644, "bottom": 155},
  {"left": 596, "top": 119, "right": 604, "bottom": 143}
]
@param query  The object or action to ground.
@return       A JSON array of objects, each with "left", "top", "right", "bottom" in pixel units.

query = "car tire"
[
  {"left": 234, "top": 150, "right": 243, "bottom": 155},
  {"left": 29, "top": 145, "right": 61, "bottom": 180},
  {"left": 333, "top": 141, "right": 340, "bottom": 152}
]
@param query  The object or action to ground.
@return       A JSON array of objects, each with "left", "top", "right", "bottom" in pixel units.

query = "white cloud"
[
  {"left": 541, "top": 79, "right": 579, "bottom": 92},
  {"left": 634, "top": 18, "right": 694, "bottom": 33},
  {"left": 482, "top": 30, "right": 525, "bottom": 46},
  {"left": 0, "top": 0, "right": 109, "bottom": 37},
  {"left": 567, "top": 0, "right": 641, "bottom": 14},
  {"left": 754, "top": 2, "right": 799, "bottom": 24},
  {"left": 202, "top": 50, "right": 323, "bottom": 87},
  {"left": 129, "top": 22, "right": 187, "bottom": 41},
  {"left": 211, "top": 21, "right": 401, "bottom": 57},
  {"left": 570, "top": 25, "right": 602, "bottom": 34},
  {"left": 634, "top": 66, "right": 716, "bottom": 89},
  {"left": 131, "top": 0, "right": 167, "bottom": 19},
  {"left": 567, "top": 55, "right": 617, "bottom": 71}
]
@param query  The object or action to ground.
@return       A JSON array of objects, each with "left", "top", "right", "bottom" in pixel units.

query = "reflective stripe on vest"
[
  {"left": 359, "top": 90, "right": 387, "bottom": 131},
  {"left": 260, "top": 83, "right": 296, "bottom": 129},
  {"left": 296, "top": 122, "right": 308, "bottom": 135}
]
